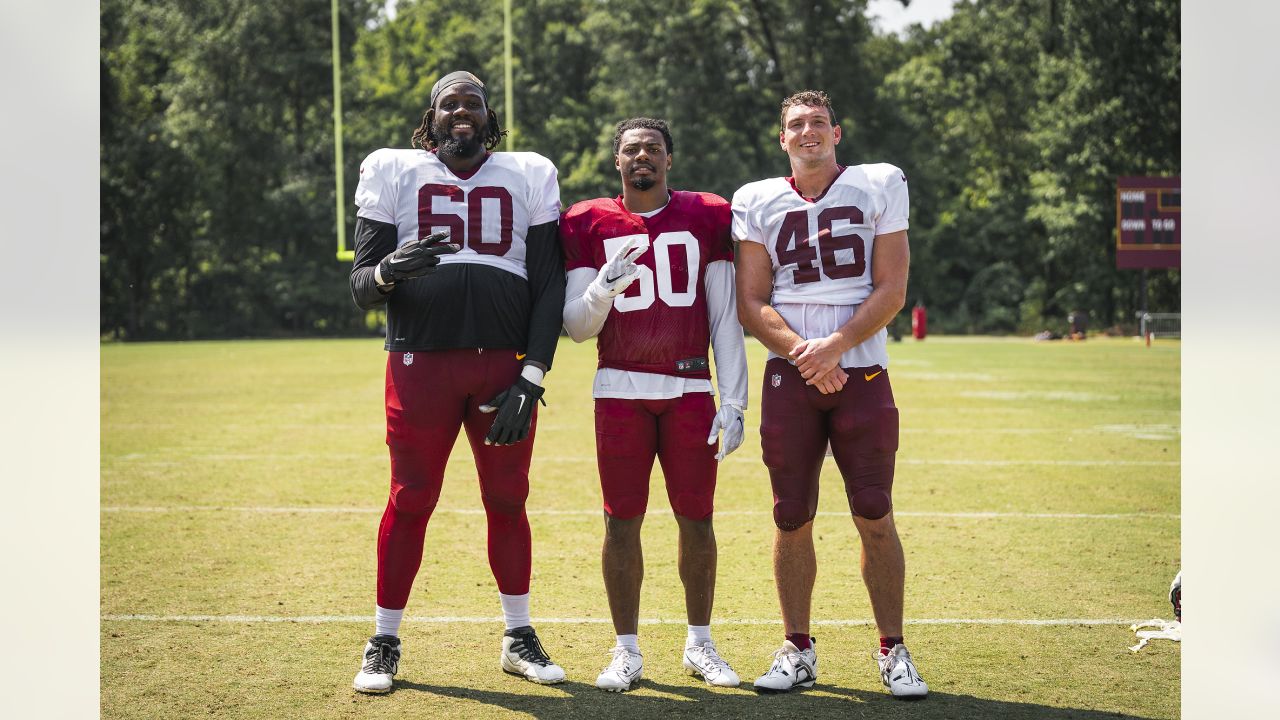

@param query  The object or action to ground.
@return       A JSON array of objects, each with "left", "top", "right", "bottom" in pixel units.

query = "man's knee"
[
  {"left": 674, "top": 514, "right": 715, "bottom": 541},
  {"left": 670, "top": 491, "right": 714, "bottom": 522},
  {"left": 390, "top": 483, "right": 440, "bottom": 518},
  {"left": 848, "top": 487, "right": 892, "bottom": 520},
  {"left": 481, "top": 490, "right": 527, "bottom": 518},
  {"left": 773, "top": 499, "right": 815, "bottom": 531},
  {"left": 603, "top": 513, "right": 644, "bottom": 546}
]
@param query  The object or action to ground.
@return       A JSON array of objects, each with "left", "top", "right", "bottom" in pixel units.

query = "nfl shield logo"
[
  {"left": 403, "top": 352, "right": 414, "bottom": 366},
  {"left": 771, "top": 373, "right": 781, "bottom": 388}
]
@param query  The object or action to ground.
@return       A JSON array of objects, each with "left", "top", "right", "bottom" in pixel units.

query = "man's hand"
[
  {"left": 791, "top": 336, "right": 845, "bottom": 384},
  {"left": 478, "top": 376, "right": 545, "bottom": 446},
  {"left": 706, "top": 404, "right": 745, "bottom": 462},
  {"left": 590, "top": 236, "right": 646, "bottom": 298},
  {"left": 808, "top": 366, "right": 848, "bottom": 395},
  {"left": 378, "top": 232, "right": 460, "bottom": 284}
]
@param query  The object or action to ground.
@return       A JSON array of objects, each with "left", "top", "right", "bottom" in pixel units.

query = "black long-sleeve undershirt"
[
  {"left": 349, "top": 216, "right": 396, "bottom": 310},
  {"left": 348, "top": 216, "right": 566, "bottom": 372}
]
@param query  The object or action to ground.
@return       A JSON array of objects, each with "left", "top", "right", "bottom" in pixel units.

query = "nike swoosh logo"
[
  {"left": 605, "top": 273, "right": 623, "bottom": 284},
  {"left": 517, "top": 393, "right": 527, "bottom": 413},
  {"left": 865, "top": 370, "right": 883, "bottom": 381},
  {"left": 515, "top": 353, "right": 526, "bottom": 360}
]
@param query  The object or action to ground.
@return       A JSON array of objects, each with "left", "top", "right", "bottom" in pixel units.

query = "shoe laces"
[
  {"left": 510, "top": 631, "right": 554, "bottom": 667},
  {"left": 606, "top": 646, "right": 638, "bottom": 673},
  {"left": 877, "top": 646, "right": 919, "bottom": 680},
  {"left": 363, "top": 639, "right": 397, "bottom": 674},
  {"left": 689, "top": 642, "right": 731, "bottom": 672},
  {"left": 765, "top": 646, "right": 795, "bottom": 673}
]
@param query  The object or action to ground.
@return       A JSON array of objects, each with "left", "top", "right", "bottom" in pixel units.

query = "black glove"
[
  {"left": 478, "top": 376, "right": 546, "bottom": 446},
  {"left": 378, "top": 232, "right": 459, "bottom": 284}
]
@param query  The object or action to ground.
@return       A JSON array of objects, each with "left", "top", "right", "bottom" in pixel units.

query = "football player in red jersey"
[
  {"left": 561, "top": 118, "right": 748, "bottom": 692},
  {"left": 347, "top": 71, "right": 566, "bottom": 693},
  {"left": 733, "top": 91, "right": 928, "bottom": 698}
]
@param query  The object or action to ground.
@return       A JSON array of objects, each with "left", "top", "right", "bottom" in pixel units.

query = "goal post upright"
[{"left": 332, "top": 0, "right": 352, "bottom": 262}]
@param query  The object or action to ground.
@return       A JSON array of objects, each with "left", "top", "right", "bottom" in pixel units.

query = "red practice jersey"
[{"left": 561, "top": 191, "right": 733, "bottom": 379}]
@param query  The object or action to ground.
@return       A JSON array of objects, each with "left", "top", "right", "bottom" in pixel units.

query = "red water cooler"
[{"left": 911, "top": 303, "right": 927, "bottom": 340}]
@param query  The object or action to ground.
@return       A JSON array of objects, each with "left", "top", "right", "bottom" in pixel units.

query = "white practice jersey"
[
  {"left": 355, "top": 148, "right": 561, "bottom": 280},
  {"left": 732, "top": 163, "right": 908, "bottom": 368}
]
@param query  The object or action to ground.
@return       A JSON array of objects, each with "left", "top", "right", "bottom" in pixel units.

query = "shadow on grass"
[{"left": 394, "top": 677, "right": 1154, "bottom": 719}]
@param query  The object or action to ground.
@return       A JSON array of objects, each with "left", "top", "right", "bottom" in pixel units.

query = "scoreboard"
[{"left": 1116, "top": 176, "right": 1180, "bottom": 269}]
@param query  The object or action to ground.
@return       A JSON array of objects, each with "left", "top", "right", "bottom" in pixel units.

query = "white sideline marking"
[
  {"left": 100, "top": 613, "right": 1144, "bottom": 627},
  {"left": 106, "top": 453, "right": 1179, "bottom": 467},
  {"left": 101, "top": 506, "right": 1179, "bottom": 520}
]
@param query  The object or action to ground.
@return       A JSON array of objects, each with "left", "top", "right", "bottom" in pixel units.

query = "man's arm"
[
  {"left": 521, "top": 220, "right": 566, "bottom": 373},
  {"left": 705, "top": 259, "right": 749, "bottom": 460},
  {"left": 705, "top": 260, "right": 748, "bottom": 409},
  {"left": 478, "top": 219, "right": 565, "bottom": 447},
  {"left": 792, "top": 229, "right": 910, "bottom": 381},
  {"left": 349, "top": 217, "right": 398, "bottom": 310},
  {"left": 734, "top": 242, "right": 801, "bottom": 358},
  {"left": 735, "top": 241, "right": 847, "bottom": 395},
  {"left": 562, "top": 268, "right": 612, "bottom": 342}
]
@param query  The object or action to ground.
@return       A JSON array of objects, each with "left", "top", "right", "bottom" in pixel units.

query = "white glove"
[
  {"left": 590, "top": 236, "right": 646, "bottom": 298},
  {"left": 706, "top": 404, "right": 745, "bottom": 462}
]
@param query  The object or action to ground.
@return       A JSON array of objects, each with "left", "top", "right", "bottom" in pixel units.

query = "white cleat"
[
  {"left": 683, "top": 640, "right": 740, "bottom": 687},
  {"left": 876, "top": 644, "right": 928, "bottom": 699},
  {"left": 353, "top": 635, "right": 401, "bottom": 694},
  {"left": 500, "top": 626, "right": 566, "bottom": 684},
  {"left": 596, "top": 646, "right": 644, "bottom": 692},
  {"left": 753, "top": 640, "right": 817, "bottom": 693}
]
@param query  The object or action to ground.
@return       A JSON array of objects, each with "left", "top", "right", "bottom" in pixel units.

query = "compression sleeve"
[
  {"left": 562, "top": 267, "right": 613, "bottom": 342},
  {"left": 705, "top": 260, "right": 748, "bottom": 409},
  {"left": 522, "top": 220, "right": 566, "bottom": 372},
  {"left": 349, "top": 216, "right": 398, "bottom": 310}
]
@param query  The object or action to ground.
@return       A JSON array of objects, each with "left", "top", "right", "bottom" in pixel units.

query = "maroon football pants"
[
  {"left": 376, "top": 349, "right": 536, "bottom": 609},
  {"left": 759, "top": 357, "right": 899, "bottom": 529}
]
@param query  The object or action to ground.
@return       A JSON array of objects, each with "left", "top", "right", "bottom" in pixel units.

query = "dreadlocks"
[{"left": 411, "top": 107, "right": 508, "bottom": 152}]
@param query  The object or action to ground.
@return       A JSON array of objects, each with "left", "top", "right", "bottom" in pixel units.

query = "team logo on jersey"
[
  {"left": 772, "top": 373, "right": 781, "bottom": 388},
  {"left": 403, "top": 352, "right": 414, "bottom": 366}
]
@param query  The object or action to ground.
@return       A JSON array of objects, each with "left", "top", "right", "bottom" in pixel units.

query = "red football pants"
[
  {"left": 376, "top": 349, "right": 536, "bottom": 609},
  {"left": 594, "top": 393, "right": 718, "bottom": 520}
]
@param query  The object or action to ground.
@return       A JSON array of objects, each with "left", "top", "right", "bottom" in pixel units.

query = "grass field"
[{"left": 101, "top": 335, "right": 1180, "bottom": 719}]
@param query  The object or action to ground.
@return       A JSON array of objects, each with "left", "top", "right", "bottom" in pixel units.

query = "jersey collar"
[
  {"left": 430, "top": 149, "right": 492, "bottom": 180},
  {"left": 613, "top": 189, "right": 673, "bottom": 218},
  {"left": 786, "top": 164, "right": 846, "bottom": 203}
]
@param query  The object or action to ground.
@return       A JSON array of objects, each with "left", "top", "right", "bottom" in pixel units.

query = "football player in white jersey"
[
  {"left": 732, "top": 90, "right": 927, "bottom": 699},
  {"left": 561, "top": 118, "right": 748, "bottom": 692},
  {"left": 348, "top": 71, "right": 567, "bottom": 693}
]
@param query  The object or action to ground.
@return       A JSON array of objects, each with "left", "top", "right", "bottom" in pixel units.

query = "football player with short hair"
[
  {"left": 348, "top": 70, "right": 567, "bottom": 693},
  {"left": 732, "top": 90, "right": 928, "bottom": 699},
  {"left": 561, "top": 118, "right": 748, "bottom": 692}
]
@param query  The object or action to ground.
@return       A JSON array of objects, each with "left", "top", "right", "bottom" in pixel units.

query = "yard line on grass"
[
  {"left": 104, "top": 452, "right": 1179, "bottom": 467},
  {"left": 100, "top": 613, "right": 1148, "bottom": 627},
  {"left": 896, "top": 459, "right": 1178, "bottom": 467},
  {"left": 101, "top": 506, "right": 1179, "bottom": 520}
]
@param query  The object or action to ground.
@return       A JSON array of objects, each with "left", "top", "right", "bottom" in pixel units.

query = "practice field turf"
[{"left": 101, "top": 335, "right": 1180, "bottom": 719}]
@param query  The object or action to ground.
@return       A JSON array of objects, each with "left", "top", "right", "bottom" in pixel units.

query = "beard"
[
  {"left": 435, "top": 118, "right": 486, "bottom": 160},
  {"left": 438, "top": 133, "right": 484, "bottom": 160},
  {"left": 629, "top": 175, "right": 657, "bottom": 191}
]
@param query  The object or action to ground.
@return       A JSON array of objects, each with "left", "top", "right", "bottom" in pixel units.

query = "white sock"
[
  {"left": 616, "top": 634, "right": 640, "bottom": 653},
  {"left": 374, "top": 606, "right": 404, "bottom": 638},
  {"left": 500, "top": 592, "right": 531, "bottom": 630},
  {"left": 686, "top": 625, "right": 712, "bottom": 648}
]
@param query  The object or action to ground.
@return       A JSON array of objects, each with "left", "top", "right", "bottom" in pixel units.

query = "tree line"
[{"left": 100, "top": 0, "right": 1180, "bottom": 340}]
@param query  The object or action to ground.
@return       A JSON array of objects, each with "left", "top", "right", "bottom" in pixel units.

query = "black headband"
[{"left": 430, "top": 71, "right": 488, "bottom": 108}]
